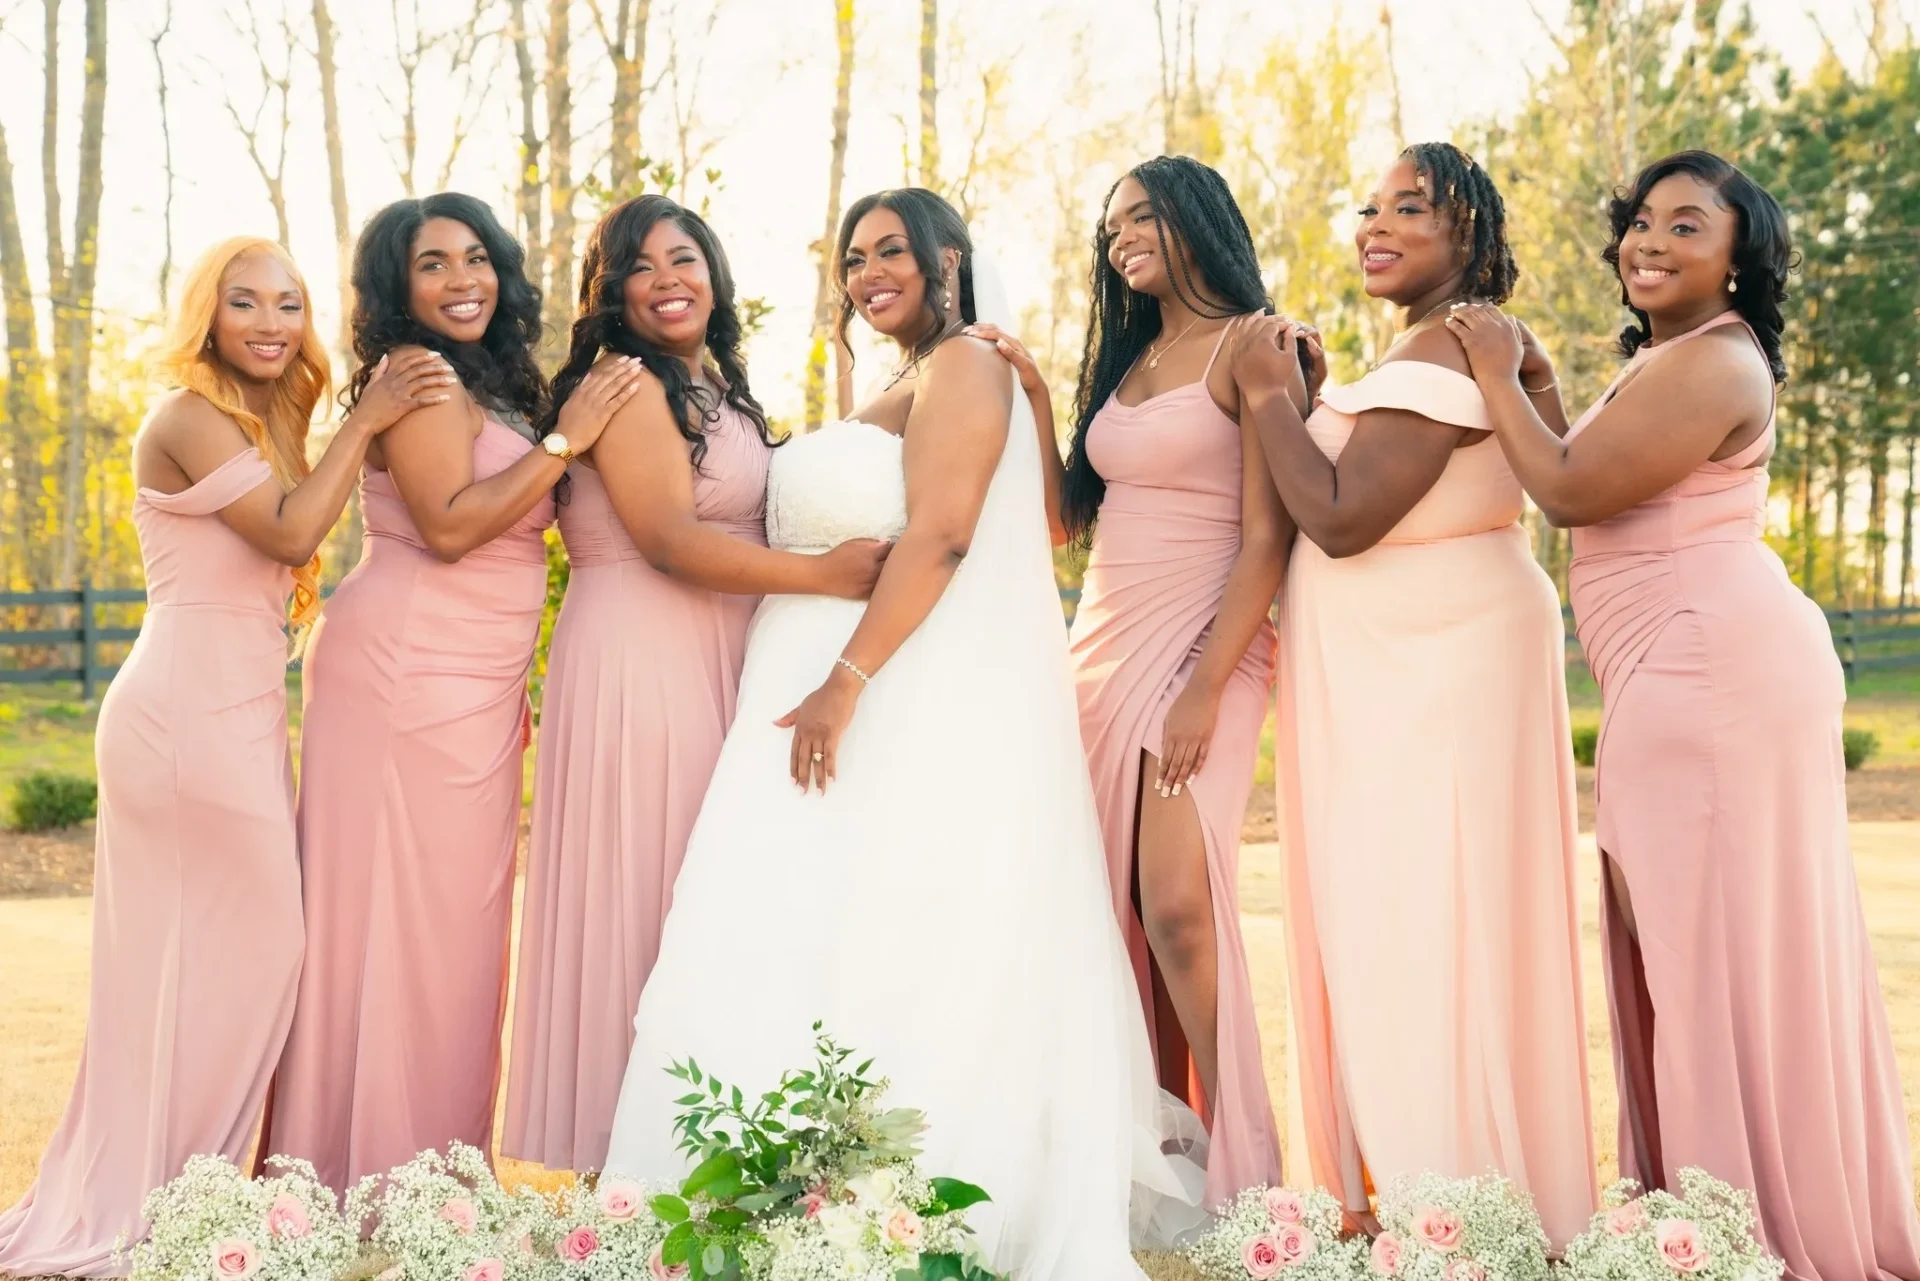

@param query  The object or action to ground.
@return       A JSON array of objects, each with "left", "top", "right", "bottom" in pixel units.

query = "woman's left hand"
[
  {"left": 775, "top": 667, "right": 863, "bottom": 793},
  {"left": 1156, "top": 680, "right": 1221, "bottom": 797},
  {"left": 1443, "top": 302, "right": 1525, "bottom": 383}
]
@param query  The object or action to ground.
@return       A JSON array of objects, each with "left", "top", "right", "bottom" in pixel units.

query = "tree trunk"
[
  {"left": 0, "top": 119, "right": 42, "bottom": 584},
  {"left": 543, "top": 0, "right": 575, "bottom": 348},
  {"left": 606, "top": 0, "right": 650, "bottom": 195},
  {"left": 1901, "top": 430, "right": 1916, "bottom": 610},
  {"left": 1380, "top": 1, "right": 1405, "bottom": 142},
  {"left": 918, "top": 0, "right": 937, "bottom": 188},
  {"left": 804, "top": 0, "right": 854, "bottom": 432},
  {"left": 1797, "top": 417, "right": 1816, "bottom": 591},
  {"left": 1867, "top": 435, "right": 1888, "bottom": 609},
  {"left": 1830, "top": 440, "right": 1848, "bottom": 605},
  {"left": 53, "top": 0, "right": 105, "bottom": 590},
  {"left": 507, "top": 0, "right": 544, "bottom": 283},
  {"left": 41, "top": 0, "right": 65, "bottom": 305}
]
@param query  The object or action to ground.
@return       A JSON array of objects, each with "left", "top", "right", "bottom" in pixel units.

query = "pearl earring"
[{"left": 1728, "top": 272, "right": 1739, "bottom": 294}]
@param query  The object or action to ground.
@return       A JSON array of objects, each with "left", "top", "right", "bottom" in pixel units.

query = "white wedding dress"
[{"left": 603, "top": 260, "right": 1205, "bottom": 1278}]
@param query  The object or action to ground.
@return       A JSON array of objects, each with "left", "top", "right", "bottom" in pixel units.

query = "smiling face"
[
  {"left": 842, "top": 206, "right": 949, "bottom": 343},
  {"left": 1617, "top": 171, "right": 1736, "bottom": 314},
  {"left": 1103, "top": 174, "right": 1184, "bottom": 299},
  {"left": 1354, "top": 157, "right": 1464, "bottom": 304},
  {"left": 209, "top": 251, "right": 306, "bottom": 384},
  {"left": 620, "top": 217, "right": 713, "bottom": 354},
  {"left": 407, "top": 216, "right": 498, "bottom": 342}
]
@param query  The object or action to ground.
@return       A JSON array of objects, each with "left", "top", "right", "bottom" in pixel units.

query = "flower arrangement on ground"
[
  {"left": 1559, "top": 1169, "right": 1784, "bottom": 1281},
  {"left": 1183, "top": 1183, "right": 1367, "bottom": 1280},
  {"left": 343, "top": 1142, "right": 551, "bottom": 1281},
  {"left": 640, "top": 1022, "right": 1004, "bottom": 1281},
  {"left": 1369, "top": 1173, "right": 1550, "bottom": 1281},
  {"left": 124, "top": 1154, "right": 360, "bottom": 1281},
  {"left": 538, "top": 1174, "right": 676, "bottom": 1280}
]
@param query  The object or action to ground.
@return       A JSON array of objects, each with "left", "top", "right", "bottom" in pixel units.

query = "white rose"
[
  {"left": 818, "top": 1206, "right": 866, "bottom": 1251},
  {"left": 844, "top": 1169, "right": 899, "bottom": 1208}
]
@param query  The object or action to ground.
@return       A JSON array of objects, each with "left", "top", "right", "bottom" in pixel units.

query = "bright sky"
[{"left": 0, "top": 0, "right": 1896, "bottom": 419}]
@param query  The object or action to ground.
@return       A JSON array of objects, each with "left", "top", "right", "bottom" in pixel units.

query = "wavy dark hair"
[
  {"left": 834, "top": 187, "right": 975, "bottom": 369},
  {"left": 1062, "top": 155, "right": 1271, "bottom": 544},
  {"left": 344, "top": 192, "right": 549, "bottom": 428},
  {"left": 547, "top": 195, "right": 771, "bottom": 469},
  {"left": 1604, "top": 149, "right": 1791, "bottom": 382}
]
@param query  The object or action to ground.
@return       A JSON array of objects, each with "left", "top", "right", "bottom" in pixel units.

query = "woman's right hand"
[
  {"left": 813, "top": 538, "right": 893, "bottom": 600},
  {"left": 346, "top": 350, "right": 461, "bottom": 435},
  {"left": 555, "top": 355, "right": 651, "bottom": 453}
]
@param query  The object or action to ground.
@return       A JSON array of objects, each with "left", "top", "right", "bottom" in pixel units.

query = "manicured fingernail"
[{"left": 1172, "top": 784, "right": 1182, "bottom": 796}]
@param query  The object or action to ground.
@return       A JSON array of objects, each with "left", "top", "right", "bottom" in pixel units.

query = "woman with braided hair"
[
  {"left": 1234, "top": 143, "right": 1596, "bottom": 1243},
  {"left": 504, "top": 195, "right": 888, "bottom": 1173},
  {"left": 1054, "top": 154, "right": 1290, "bottom": 1206}
]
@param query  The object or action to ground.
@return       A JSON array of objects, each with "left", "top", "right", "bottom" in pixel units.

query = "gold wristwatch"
[{"left": 542, "top": 433, "right": 575, "bottom": 463}]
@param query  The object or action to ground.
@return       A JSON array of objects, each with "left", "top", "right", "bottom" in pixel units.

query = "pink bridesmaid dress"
[
  {"left": 0, "top": 452, "right": 304, "bottom": 1276},
  {"left": 1568, "top": 312, "right": 1920, "bottom": 1279},
  {"left": 1069, "top": 329, "right": 1283, "bottom": 1207},
  {"left": 257, "top": 417, "right": 554, "bottom": 1194},
  {"left": 504, "top": 402, "right": 770, "bottom": 1172},
  {"left": 1275, "top": 361, "right": 1596, "bottom": 1246}
]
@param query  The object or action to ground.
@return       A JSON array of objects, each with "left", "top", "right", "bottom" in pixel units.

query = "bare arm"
[
  {"left": 137, "top": 351, "right": 458, "bottom": 566},
  {"left": 1447, "top": 304, "right": 1769, "bottom": 527},
  {"left": 377, "top": 348, "right": 648, "bottom": 563},
  {"left": 590, "top": 374, "right": 889, "bottom": 598},
  {"left": 777, "top": 337, "right": 1013, "bottom": 790},
  {"left": 1235, "top": 319, "right": 1475, "bottom": 558}
]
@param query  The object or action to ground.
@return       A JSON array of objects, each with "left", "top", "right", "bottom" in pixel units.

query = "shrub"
[
  {"left": 1843, "top": 727, "right": 1879, "bottom": 772},
  {"left": 9, "top": 770, "right": 97, "bottom": 832},
  {"left": 1571, "top": 724, "right": 1598, "bottom": 767}
]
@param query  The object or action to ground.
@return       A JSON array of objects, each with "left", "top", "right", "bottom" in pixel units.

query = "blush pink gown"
[
  {"left": 505, "top": 403, "right": 769, "bottom": 1172},
  {"left": 258, "top": 418, "right": 554, "bottom": 1194},
  {"left": 1568, "top": 312, "right": 1920, "bottom": 1280},
  {"left": 0, "top": 451, "right": 304, "bottom": 1276},
  {"left": 1069, "top": 331, "right": 1283, "bottom": 1207},
  {"left": 1276, "top": 360, "right": 1596, "bottom": 1246}
]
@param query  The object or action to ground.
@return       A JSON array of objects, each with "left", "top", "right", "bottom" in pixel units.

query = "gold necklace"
[
  {"left": 1368, "top": 294, "right": 1469, "bottom": 372},
  {"left": 1144, "top": 314, "right": 1205, "bottom": 370}
]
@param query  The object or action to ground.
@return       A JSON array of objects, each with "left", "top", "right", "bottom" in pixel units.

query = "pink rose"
[
  {"left": 463, "top": 1259, "right": 503, "bottom": 1281},
  {"left": 598, "top": 1180, "right": 644, "bottom": 1222},
  {"left": 210, "top": 1238, "right": 260, "bottom": 1281},
  {"left": 649, "top": 1242, "right": 691, "bottom": 1280},
  {"left": 1411, "top": 1206, "right": 1464, "bottom": 1253},
  {"left": 1264, "top": 1188, "right": 1308, "bottom": 1226},
  {"left": 1371, "top": 1233, "right": 1403, "bottom": 1277},
  {"left": 265, "top": 1192, "right": 311, "bottom": 1240},
  {"left": 1606, "top": 1201, "right": 1648, "bottom": 1237},
  {"left": 885, "top": 1208, "right": 924, "bottom": 1250},
  {"left": 1242, "top": 1234, "right": 1283, "bottom": 1279},
  {"left": 1275, "top": 1224, "right": 1316, "bottom": 1265},
  {"left": 562, "top": 1226, "right": 601, "bottom": 1262},
  {"left": 440, "top": 1197, "right": 479, "bottom": 1234},
  {"left": 1655, "top": 1220, "right": 1709, "bottom": 1273},
  {"left": 797, "top": 1191, "right": 830, "bottom": 1219},
  {"left": 1445, "top": 1261, "right": 1487, "bottom": 1281}
]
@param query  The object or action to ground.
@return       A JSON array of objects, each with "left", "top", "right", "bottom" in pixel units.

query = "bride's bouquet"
[{"left": 642, "top": 1023, "right": 1003, "bottom": 1281}]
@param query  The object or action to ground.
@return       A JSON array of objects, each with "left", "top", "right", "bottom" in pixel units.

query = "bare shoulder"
[
  {"left": 141, "top": 388, "right": 249, "bottom": 452},
  {"left": 1385, "top": 322, "right": 1474, "bottom": 378},
  {"left": 921, "top": 334, "right": 1012, "bottom": 403},
  {"left": 598, "top": 362, "right": 672, "bottom": 438},
  {"left": 1638, "top": 323, "right": 1773, "bottom": 409}
]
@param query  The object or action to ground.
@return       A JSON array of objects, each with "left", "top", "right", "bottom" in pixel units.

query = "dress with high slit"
[{"left": 1568, "top": 311, "right": 1920, "bottom": 1280}]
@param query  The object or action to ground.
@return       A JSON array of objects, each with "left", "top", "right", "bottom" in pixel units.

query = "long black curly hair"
[
  {"left": 547, "top": 194, "right": 772, "bottom": 469},
  {"left": 344, "top": 192, "right": 549, "bottom": 428},
  {"left": 1399, "top": 141, "right": 1518, "bottom": 305},
  {"left": 1603, "top": 149, "right": 1792, "bottom": 382},
  {"left": 1062, "top": 155, "right": 1271, "bottom": 544},
  {"left": 834, "top": 187, "right": 976, "bottom": 371}
]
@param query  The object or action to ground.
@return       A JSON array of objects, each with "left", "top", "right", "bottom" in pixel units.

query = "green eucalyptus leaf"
[{"left": 651, "top": 1194, "right": 691, "bottom": 1223}]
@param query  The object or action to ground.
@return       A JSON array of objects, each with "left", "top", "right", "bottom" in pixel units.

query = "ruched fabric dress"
[
  {"left": 259, "top": 417, "right": 553, "bottom": 1194},
  {"left": 1568, "top": 312, "right": 1920, "bottom": 1279},
  {"left": 1069, "top": 329, "right": 1283, "bottom": 1207},
  {"left": 505, "top": 402, "right": 769, "bottom": 1172},
  {"left": 0, "top": 451, "right": 304, "bottom": 1276},
  {"left": 1277, "top": 360, "right": 1596, "bottom": 1246}
]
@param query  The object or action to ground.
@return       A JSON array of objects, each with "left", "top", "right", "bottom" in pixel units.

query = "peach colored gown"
[
  {"left": 1070, "top": 332, "right": 1283, "bottom": 1207},
  {"left": 258, "top": 418, "right": 553, "bottom": 1194},
  {"left": 0, "top": 452, "right": 304, "bottom": 1277},
  {"left": 1276, "top": 361, "right": 1596, "bottom": 1246},
  {"left": 505, "top": 403, "right": 769, "bottom": 1172},
  {"left": 1569, "top": 312, "right": 1920, "bottom": 1279}
]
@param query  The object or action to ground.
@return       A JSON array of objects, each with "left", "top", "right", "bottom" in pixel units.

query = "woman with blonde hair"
[{"left": 0, "top": 236, "right": 448, "bottom": 1276}]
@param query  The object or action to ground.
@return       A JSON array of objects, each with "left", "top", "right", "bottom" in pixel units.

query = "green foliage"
[
  {"left": 8, "top": 769, "right": 97, "bottom": 831},
  {"left": 1844, "top": 726, "right": 1880, "bottom": 771},
  {"left": 1571, "top": 724, "right": 1599, "bottom": 767}
]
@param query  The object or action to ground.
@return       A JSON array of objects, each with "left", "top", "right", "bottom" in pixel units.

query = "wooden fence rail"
[{"left": 6, "top": 588, "right": 1920, "bottom": 698}]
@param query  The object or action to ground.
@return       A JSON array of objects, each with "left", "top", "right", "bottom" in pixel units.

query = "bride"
[{"left": 603, "top": 188, "right": 1203, "bottom": 1277}]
